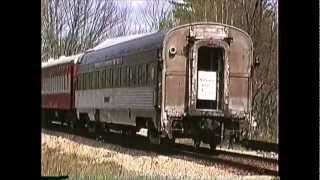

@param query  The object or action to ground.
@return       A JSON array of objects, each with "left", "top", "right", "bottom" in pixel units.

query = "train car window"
[
  {"left": 61, "top": 75, "right": 64, "bottom": 92},
  {"left": 84, "top": 73, "right": 87, "bottom": 90},
  {"left": 151, "top": 64, "right": 155, "bottom": 82},
  {"left": 43, "top": 78, "right": 45, "bottom": 93},
  {"left": 57, "top": 75, "right": 59, "bottom": 93},
  {"left": 58, "top": 75, "right": 61, "bottom": 93},
  {"left": 53, "top": 76, "right": 55, "bottom": 93},
  {"left": 56, "top": 75, "right": 59, "bottom": 92},
  {"left": 62, "top": 75, "right": 64, "bottom": 91},
  {"left": 92, "top": 71, "right": 98, "bottom": 89},
  {"left": 96, "top": 71, "right": 98, "bottom": 89},
  {"left": 58, "top": 76, "right": 60, "bottom": 92},
  {"left": 48, "top": 76, "right": 50, "bottom": 93},
  {"left": 51, "top": 76, "right": 54, "bottom": 93},
  {"left": 129, "top": 66, "right": 133, "bottom": 87},
  {"left": 138, "top": 65, "right": 142, "bottom": 86},
  {"left": 81, "top": 73, "right": 84, "bottom": 90},
  {"left": 101, "top": 70, "right": 105, "bottom": 89},
  {"left": 52, "top": 76, "right": 57, "bottom": 93},
  {"left": 86, "top": 72, "right": 89, "bottom": 89},
  {"left": 106, "top": 69, "right": 109, "bottom": 88},
  {"left": 115, "top": 67, "right": 118, "bottom": 87},
  {"left": 146, "top": 64, "right": 149, "bottom": 85},
  {"left": 41, "top": 78, "right": 43, "bottom": 93},
  {"left": 62, "top": 75, "right": 64, "bottom": 92},
  {"left": 122, "top": 67, "right": 126, "bottom": 87},
  {"left": 109, "top": 68, "right": 112, "bottom": 88},
  {"left": 118, "top": 67, "right": 121, "bottom": 87},
  {"left": 117, "top": 67, "right": 120, "bottom": 87},
  {"left": 91, "top": 71, "right": 94, "bottom": 89},
  {"left": 87, "top": 72, "right": 90, "bottom": 90},
  {"left": 91, "top": 72, "right": 94, "bottom": 89},
  {"left": 87, "top": 72, "right": 90, "bottom": 89},
  {"left": 134, "top": 65, "right": 138, "bottom": 86},
  {"left": 141, "top": 64, "right": 145, "bottom": 86},
  {"left": 140, "top": 65, "right": 144, "bottom": 86},
  {"left": 66, "top": 74, "right": 69, "bottom": 91},
  {"left": 126, "top": 66, "right": 130, "bottom": 87},
  {"left": 133, "top": 65, "right": 136, "bottom": 86},
  {"left": 83, "top": 73, "right": 86, "bottom": 90},
  {"left": 120, "top": 67, "right": 124, "bottom": 87},
  {"left": 99, "top": 71, "right": 102, "bottom": 89},
  {"left": 111, "top": 68, "right": 115, "bottom": 87},
  {"left": 102, "top": 70, "right": 105, "bottom": 89},
  {"left": 53, "top": 75, "right": 55, "bottom": 93},
  {"left": 97, "top": 71, "right": 100, "bottom": 89},
  {"left": 51, "top": 75, "right": 53, "bottom": 93},
  {"left": 124, "top": 67, "right": 127, "bottom": 87},
  {"left": 78, "top": 74, "right": 81, "bottom": 90},
  {"left": 60, "top": 75, "right": 62, "bottom": 92},
  {"left": 132, "top": 65, "right": 137, "bottom": 86},
  {"left": 112, "top": 68, "right": 115, "bottom": 88},
  {"left": 62, "top": 74, "right": 65, "bottom": 91},
  {"left": 143, "top": 64, "right": 147, "bottom": 86},
  {"left": 109, "top": 68, "right": 113, "bottom": 88},
  {"left": 120, "top": 67, "right": 123, "bottom": 87},
  {"left": 136, "top": 65, "right": 140, "bottom": 86},
  {"left": 107, "top": 69, "right": 110, "bottom": 88}
]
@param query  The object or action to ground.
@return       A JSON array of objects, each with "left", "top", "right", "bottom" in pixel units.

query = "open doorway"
[{"left": 196, "top": 46, "right": 224, "bottom": 110}]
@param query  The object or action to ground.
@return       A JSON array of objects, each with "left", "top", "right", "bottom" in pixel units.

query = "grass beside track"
[{"left": 41, "top": 146, "right": 133, "bottom": 178}]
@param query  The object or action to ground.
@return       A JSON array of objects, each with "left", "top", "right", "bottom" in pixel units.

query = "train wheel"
[
  {"left": 87, "top": 121, "right": 96, "bottom": 134},
  {"left": 193, "top": 138, "right": 201, "bottom": 150},
  {"left": 161, "top": 137, "right": 175, "bottom": 145},
  {"left": 209, "top": 140, "right": 217, "bottom": 153},
  {"left": 68, "top": 118, "right": 76, "bottom": 131},
  {"left": 147, "top": 121, "right": 161, "bottom": 145},
  {"left": 42, "top": 111, "right": 48, "bottom": 128}
]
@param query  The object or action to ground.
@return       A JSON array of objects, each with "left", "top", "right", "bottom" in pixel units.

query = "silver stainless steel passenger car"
[{"left": 74, "top": 22, "right": 254, "bottom": 151}]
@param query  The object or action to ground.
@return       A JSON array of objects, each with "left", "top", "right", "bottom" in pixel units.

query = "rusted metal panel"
[
  {"left": 228, "top": 29, "right": 253, "bottom": 115},
  {"left": 162, "top": 29, "right": 189, "bottom": 118},
  {"left": 161, "top": 22, "right": 253, "bottom": 123},
  {"left": 229, "top": 77, "right": 249, "bottom": 112}
]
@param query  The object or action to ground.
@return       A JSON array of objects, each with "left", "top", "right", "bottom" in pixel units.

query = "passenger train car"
[{"left": 41, "top": 22, "right": 255, "bottom": 151}]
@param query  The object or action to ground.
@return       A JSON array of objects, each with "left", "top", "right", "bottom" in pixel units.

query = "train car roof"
[
  {"left": 91, "top": 32, "right": 157, "bottom": 51},
  {"left": 81, "top": 31, "right": 166, "bottom": 65},
  {"left": 41, "top": 53, "right": 83, "bottom": 68}
]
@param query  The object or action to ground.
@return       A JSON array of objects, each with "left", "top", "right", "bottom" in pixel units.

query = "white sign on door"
[{"left": 197, "top": 71, "right": 216, "bottom": 100}]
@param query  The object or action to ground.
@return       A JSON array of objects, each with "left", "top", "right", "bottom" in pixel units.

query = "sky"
[{"left": 115, "top": 0, "right": 184, "bottom": 33}]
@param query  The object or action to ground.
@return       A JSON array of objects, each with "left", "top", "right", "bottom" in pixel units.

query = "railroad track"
[{"left": 43, "top": 124, "right": 278, "bottom": 176}]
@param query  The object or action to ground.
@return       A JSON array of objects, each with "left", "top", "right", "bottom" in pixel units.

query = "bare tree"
[
  {"left": 138, "top": 0, "right": 173, "bottom": 31},
  {"left": 41, "top": 0, "right": 128, "bottom": 62}
]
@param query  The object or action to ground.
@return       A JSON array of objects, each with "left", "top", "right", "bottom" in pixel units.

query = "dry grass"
[{"left": 41, "top": 146, "right": 133, "bottom": 177}]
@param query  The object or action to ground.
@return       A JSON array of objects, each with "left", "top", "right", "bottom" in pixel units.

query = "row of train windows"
[
  {"left": 41, "top": 74, "right": 71, "bottom": 93},
  {"left": 79, "top": 63, "right": 156, "bottom": 90}
]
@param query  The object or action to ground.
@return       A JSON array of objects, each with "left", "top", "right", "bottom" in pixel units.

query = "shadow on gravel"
[{"left": 42, "top": 125, "right": 278, "bottom": 177}]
